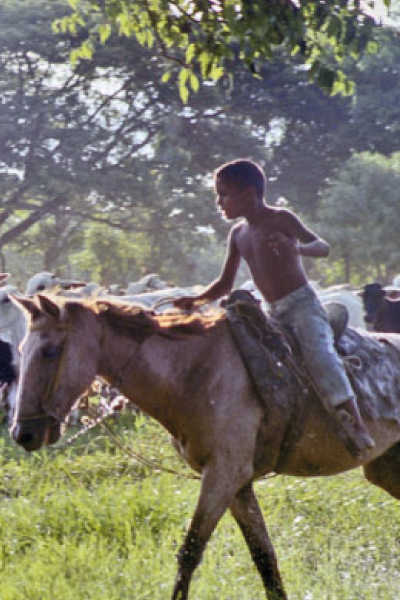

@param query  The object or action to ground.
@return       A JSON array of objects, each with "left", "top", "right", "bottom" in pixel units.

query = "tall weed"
[{"left": 1, "top": 417, "right": 399, "bottom": 599}]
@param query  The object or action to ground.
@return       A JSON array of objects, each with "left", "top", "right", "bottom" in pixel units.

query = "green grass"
[{"left": 1, "top": 414, "right": 399, "bottom": 600}]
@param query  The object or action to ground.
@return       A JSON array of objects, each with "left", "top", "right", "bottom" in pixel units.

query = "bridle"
[
  {"left": 15, "top": 321, "right": 72, "bottom": 424},
  {"left": 16, "top": 317, "right": 141, "bottom": 425}
]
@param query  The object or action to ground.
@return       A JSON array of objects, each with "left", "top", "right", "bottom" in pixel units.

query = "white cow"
[
  {"left": 0, "top": 284, "right": 27, "bottom": 422},
  {"left": 317, "top": 286, "right": 366, "bottom": 329},
  {"left": 112, "top": 286, "right": 205, "bottom": 312},
  {"left": 25, "top": 272, "right": 87, "bottom": 295},
  {"left": 26, "top": 272, "right": 174, "bottom": 301},
  {"left": 125, "top": 273, "right": 169, "bottom": 295},
  {"left": 238, "top": 280, "right": 365, "bottom": 329},
  {"left": 0, "top": 285, "right": 27, "bottom": 353}
]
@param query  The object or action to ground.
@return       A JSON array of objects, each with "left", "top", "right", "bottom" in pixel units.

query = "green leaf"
[
  {"left": 178, "top": 67, "right": 190, "bottom": 87},
  {"left": 209, "top": 64, "right": 224, "bottom": 81},
  {"left": 179, "top": 82, "right": 189, "bottom": 103},
  {"left": 117, "top": 13, "right": 132, "bottom": 37},
  {"left": 198, "top": 51, "right": 211, "bottom": 77},
  {"left": 98, "top": 24, "right": 111, "bottom": 44},
  {"left": 161, "top": 71, "right": 171, "bottom": 83},
  {"left": 185, "top": 43, "right": 196, "bottom": 64},
  {"left": 190, "top": 72, "right": 199, "bottom": 92}
]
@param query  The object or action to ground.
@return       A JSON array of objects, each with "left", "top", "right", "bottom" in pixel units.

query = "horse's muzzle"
[{"left": 11, "top": 416, "right": 61, "bottom": 451}]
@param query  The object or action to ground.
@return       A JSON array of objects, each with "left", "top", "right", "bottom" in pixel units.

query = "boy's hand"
[
  {"left": 268, "top": 232, "right": 297, "bottom": 256},
  {"left": 173, "top": 296, "right": 197, "bottom": 311}
]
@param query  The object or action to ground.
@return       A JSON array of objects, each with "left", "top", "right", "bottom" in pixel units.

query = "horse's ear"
[
  {"left": 10, "top": 294, "right": 41, "bottom": 319},
  {"left": 36, "top": 294, "right": 62, "bottom": 320}
]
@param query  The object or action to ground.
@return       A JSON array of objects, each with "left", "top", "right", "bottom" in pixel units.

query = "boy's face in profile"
[{"left": 215, "top": 175, "right": 250, "bottom": 221}]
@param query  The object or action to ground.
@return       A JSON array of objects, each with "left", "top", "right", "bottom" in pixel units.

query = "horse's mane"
[
  {"left": 25, "top": 294, "right": 225, "bottom": 341},
  {"left": 95, "top": 300, "right": 225, "bottom": 340}
]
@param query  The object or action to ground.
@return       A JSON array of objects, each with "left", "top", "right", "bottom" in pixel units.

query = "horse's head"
[{"left": 10, "top": 294, "right": 101, "bottom": 451}]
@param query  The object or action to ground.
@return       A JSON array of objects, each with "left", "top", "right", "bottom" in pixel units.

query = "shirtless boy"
[{"left": 174, "top": 158, "right": 375, "bottom": 458}]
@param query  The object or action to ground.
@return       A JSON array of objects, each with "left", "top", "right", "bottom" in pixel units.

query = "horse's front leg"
[
  {"left": 172, "top": 460, "right": 250, "bottom": 600},
  {"left": 230, "top": 484, "right": 287, "bottom": 600}
]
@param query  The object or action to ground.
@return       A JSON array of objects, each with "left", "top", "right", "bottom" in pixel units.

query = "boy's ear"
[{"left": 246, "top": 184, "right": 258, "bottom": 201}]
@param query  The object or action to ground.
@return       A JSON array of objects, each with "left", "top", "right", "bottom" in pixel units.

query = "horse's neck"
[
  {"left": 97, "top": 325, "right": 201, "bottom": 435},
  {"left": 97, "top": 325, "right": 138, "bottom": 389}
]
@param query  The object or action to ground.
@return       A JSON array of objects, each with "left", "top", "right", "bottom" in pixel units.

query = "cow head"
[{"left": 359, "top": 283, "right": 385, "bottom": 325}]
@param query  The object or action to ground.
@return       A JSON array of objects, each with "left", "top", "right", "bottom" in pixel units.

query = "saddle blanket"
[{"left": 224, "top": 289, "right": 400, "bottom": 425}]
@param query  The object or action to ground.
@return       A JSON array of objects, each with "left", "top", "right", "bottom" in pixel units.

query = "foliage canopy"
[
  {"left": 56, "top": 0, "right": 391, "bottom": 98},
  {"left": 317, "top": 152, "right": 400, "bottom": 282},
  {"left": 2, "top": 0, "right": 400, "bottom": 286}
]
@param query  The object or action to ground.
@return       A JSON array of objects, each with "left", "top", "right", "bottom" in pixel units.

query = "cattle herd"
[{"left": 1, "top": 270, "right": 400, "bottom": 426}]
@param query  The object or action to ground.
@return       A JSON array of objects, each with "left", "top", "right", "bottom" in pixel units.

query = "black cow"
[
  {"left": 0, "top": 339, "right": 16, "bottom": 384},
  {"left": 360, "top": 282, "right": 400, "bottom": 333},
  {"left": 0, "top": 338, "right": 17, "bottom": 423}
]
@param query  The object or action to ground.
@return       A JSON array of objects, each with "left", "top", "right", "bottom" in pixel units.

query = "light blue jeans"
[{"left": 270, "top": 284, "right": 354, "bottom": 408}]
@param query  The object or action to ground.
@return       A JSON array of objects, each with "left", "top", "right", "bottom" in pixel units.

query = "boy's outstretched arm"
[{"left": 174, "top": 228, "right": 241, "bottom": 311}]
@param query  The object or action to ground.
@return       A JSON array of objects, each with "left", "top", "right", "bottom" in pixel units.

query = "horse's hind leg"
[
  {"left": 363, "top": 441, "right": 400, "bottom": 499},
  {"left": 230, "top": 484, "right": 287, "bottom": 600}
]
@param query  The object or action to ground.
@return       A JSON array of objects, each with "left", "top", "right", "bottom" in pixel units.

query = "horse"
[{"left": 9, "top": 293, "right": 400, "bottom": 600}]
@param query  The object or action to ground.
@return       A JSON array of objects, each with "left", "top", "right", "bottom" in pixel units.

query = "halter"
[{"left": 17, "top": 318, "right": 139, "bottom": 425}]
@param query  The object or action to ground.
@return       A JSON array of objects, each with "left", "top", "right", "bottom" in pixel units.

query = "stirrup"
[{"left": 334, "top": 409, "right": 375, "bottom": 458}]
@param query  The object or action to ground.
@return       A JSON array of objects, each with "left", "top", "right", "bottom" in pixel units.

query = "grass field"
[{"left": 1, "top": 413, "right": 399, "bottom": 600}]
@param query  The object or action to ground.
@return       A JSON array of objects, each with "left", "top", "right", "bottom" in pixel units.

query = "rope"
[{"left": 49, "top": 393, "right": 201, "bottom": 480}]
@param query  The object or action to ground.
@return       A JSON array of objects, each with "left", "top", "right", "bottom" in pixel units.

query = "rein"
[
  {"left": 20, "top": 318, "right": 200, "bottom": 480},
  {"left": 50, "top": 393, "right": 201, "bottom": 480},
  {"left": 18, "top": 309, "right": 278, "bottom": 483}
]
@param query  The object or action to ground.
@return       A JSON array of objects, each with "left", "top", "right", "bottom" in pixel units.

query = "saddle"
[
  {"left": 223, "top": 290, "right": 360, "bottom": 377},
  {"left": 222, "top": 289, "right": 375, "bottom": 467},
  {"left": 222, "top": 290, "right": 351, "bottom": 384},
  {"left": 222, "top": 290, "right": 294, "bottom": 397},
  {"left": 222, "top": 290, "right": 312, "bottom": 470},
  {"left": 223, "top": 289, "right": 400, "bottom": 447}
]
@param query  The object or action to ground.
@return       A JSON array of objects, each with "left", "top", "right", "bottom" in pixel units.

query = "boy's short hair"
[{"left": 215, "top": 159, "right": 266, "bottom": 199}]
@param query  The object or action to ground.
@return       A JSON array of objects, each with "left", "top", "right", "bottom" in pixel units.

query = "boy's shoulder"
[
  {"left": 269, "top": 206, "right": 300, "bottom": 227},
  {"left": 229, "top": 220, "right": 249, "bottom": 246},
  {"left": 231, "top": 219, "right": 248, "bottom": 234},
  {"left": 269, "top": 205, "right": 295, "bottom": 218}
]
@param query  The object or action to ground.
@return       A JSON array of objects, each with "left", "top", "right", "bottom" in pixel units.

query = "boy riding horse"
[{"left": 174, "top": 159, "right": 374, "bottom": 458}]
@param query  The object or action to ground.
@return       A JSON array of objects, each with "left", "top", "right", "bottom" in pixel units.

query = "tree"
[
  {"left": 344, "top": 28, "right": 400, "bottom": 154},
  {"left": 0, "top": 1, "right": 163, "bottom": 247},
  {"left": 316, "top": 152, "right": 400, "bottom": 283},
  {"left": 0, "top": 0, "right": 231, "bottom": 282},
  {"left": 58, "top": 0, "right": 391, "bottom": 97},
  {"left": 3, "top": 0, "right": 400, "bottom": 287},
  {"left": 1, "top": 0, "right": 275, "bottom": 283}
]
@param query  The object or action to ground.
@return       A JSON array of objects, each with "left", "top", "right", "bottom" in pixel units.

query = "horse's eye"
[{"left": 42, "top": 345, "right": 60, "bottom": 359}]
